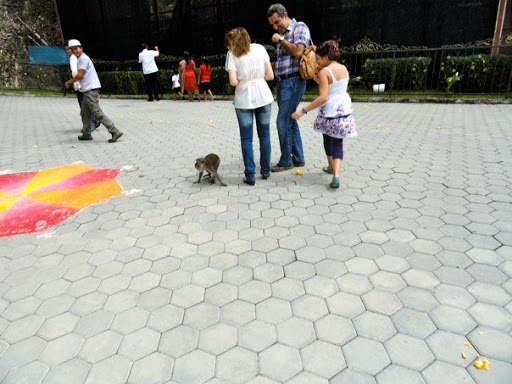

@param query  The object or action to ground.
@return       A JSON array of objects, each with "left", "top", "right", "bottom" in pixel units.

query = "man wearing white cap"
[{"left": 64, "top": 39, "right": 123, "bottom": 142}]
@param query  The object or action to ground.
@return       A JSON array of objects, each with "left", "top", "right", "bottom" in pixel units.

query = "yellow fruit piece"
[
  {"left": 473, "top": 358, "right": 490, "bottom": 370},
  {"left": 296, "top": 170, "right": 302, "bottom": 176},
  {"left": 464, "top": 341, "right": 472, "bottom": 347},
  {"left": 461, "top": 352, "right": 468, "bottom": 360}
]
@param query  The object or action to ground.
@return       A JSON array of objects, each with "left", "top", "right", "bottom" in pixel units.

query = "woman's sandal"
[
  {"left": 322, "top": 166, "right": 334, "bottom": 175},
  {"left": 329, "top": 177, "right": 340, "bottom": 189}
]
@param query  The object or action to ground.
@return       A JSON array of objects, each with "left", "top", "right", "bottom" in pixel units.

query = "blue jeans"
[
  {"left": 235, "top": 103, "right": 272, "bottom": 181},
  {"left": 276, "top": 76, "right": 306, "bottom": 166}
]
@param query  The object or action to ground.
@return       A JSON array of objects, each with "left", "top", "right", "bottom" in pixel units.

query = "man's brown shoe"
[
  {"left": 108, "top": 131, "right": 123, "bottom": 143},
  {"left": 78, "top": 134, "right": 93, "bottom": 141},
  {"left": 271, "top": 164, "right": 293, "bottom": 172}
]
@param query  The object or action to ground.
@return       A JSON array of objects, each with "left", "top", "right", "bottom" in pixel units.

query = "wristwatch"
[{"left": 279, "top": 36, "right": 285, "bottom": 43}]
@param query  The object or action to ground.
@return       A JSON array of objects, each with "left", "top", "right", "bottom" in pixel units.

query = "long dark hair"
[{"left": 184, "top": 50, "right": 191, "bottom": 64}]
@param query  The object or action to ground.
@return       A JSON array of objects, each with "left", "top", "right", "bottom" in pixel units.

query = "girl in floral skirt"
[{"left": 292, "top": 40, "right": 357, "bottom": 189}]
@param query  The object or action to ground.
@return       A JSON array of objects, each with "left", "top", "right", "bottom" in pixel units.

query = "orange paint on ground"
[{"left": 0, "top": 163, "right": 123, "bottom": 237}]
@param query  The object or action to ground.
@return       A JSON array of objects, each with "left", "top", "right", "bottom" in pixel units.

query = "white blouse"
[{"left": 226, "top": 44, "right": 274, "bottom": 109}]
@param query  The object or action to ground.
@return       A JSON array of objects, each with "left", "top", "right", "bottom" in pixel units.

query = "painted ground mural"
[{"left": 0, "top": 163, "right": 122, "bottom": 237}]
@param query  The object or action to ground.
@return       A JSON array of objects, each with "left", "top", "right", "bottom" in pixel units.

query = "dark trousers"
[{"left": 144, "top": 72, "right": 160, "bottom": 100}]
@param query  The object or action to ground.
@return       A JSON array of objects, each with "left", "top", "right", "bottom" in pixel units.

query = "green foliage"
[
  {"left": 440, "top": 54, "right": 512, "bottom": 93},
  {"left": 362, "top": 56, "right": 431, "bottom": 91},
  {"left": 210, "top": 66, "right": 233, "bottom": 95},
  {"left": 445, "top": 72, "right": 462, "bottom": 93}
]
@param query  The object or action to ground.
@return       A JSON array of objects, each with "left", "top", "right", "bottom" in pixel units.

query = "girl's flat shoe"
[
  {"left": 329, "top": 177, "right": 340, "bottom": 189},
  {"left": 243, "top": 178, "right": 255, "bottom": 186},
  {"left": 322, "top": 166, "right": 334, "bottom": 175}
]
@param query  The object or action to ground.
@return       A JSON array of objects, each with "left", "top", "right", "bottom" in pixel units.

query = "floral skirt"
[{"left": 313, "top": 113, "right": 357, "bottom": 139}]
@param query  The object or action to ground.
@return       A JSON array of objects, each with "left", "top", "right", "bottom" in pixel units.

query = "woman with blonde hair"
[{"left": 225, "top": 27, "right": 274, "bottom": 185}]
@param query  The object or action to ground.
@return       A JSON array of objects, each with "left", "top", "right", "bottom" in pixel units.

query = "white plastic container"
[{"left": 372, "top": 84, "right": 385, "bottom": 93}]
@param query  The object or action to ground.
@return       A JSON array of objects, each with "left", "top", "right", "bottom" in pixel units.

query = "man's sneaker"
[
  {"left": 108, "top": 131, "right": 123, "bottom": 143},
  {"left": 294, "top": 162, "right": 305, "bottom": 167},
  {"left": 271, "top": 164, "right": 294, "bottom": 172},
  {"left": 78, "top": 134, "right": 93, "bottom": 141}
]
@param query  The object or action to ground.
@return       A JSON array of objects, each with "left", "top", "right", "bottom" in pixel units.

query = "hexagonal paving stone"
[
  {"left": 375, "top": 255, "right": 411, "bottom": 273},
  {"left": 385, "top": 334, "right": 434, "bottom": 371},
  {"left": 397, "top": 287, "right": 439, "bottom": 313},
  {"left": 429, "top": 305, "right": 477, "bottom": 335},
  {"left": 422, "top": 361, "right": 474, "bottom": 384},
  {"left": 217, "top": 347, "right": 258, "bottom": 383},
  {"left": 302, "top": 340, "right": 346, "bottom": 378},
  {"left": 119, "top": 327, "right": 160, "bottom": 361},
  {"left": 84, "top": 355, "right": 131, "bottom": 384},
  {"left": 183, "top": 302, "right": 220, "bottom": 330},
  {"left": 277, "top": 317, "right": 316, "bottom": 348},
  {"left": 74, "top": 309, "right": 114, "bottom": 338},
  {"left": 260, "top": 343, "right": 303, "bottom": 382},
  {"left": 271, "top": 278, "right": 305, "bottom": 301},
  {"left": 221, "top": 300, "right": 255, "bottom": 326},
  {"left": 316, "top": 314, "right": 357, "bottom": 346},
  {"left": 468, "top": 357, "right": 512, "bottom": 384},
  {"left": 159, "top": 325, "right": 199, "bottom": 358},
  {"left": 426, "top": 330, "right": 478, "bottom": 367},
  {"left": 392, "top": 308, "right": 436, "bottom": 339},
  {"left": 239, "top": 280, "right": 271, "bottom": 304},
  {"left": 330, "top": 368, "right": 377, "bottom": 384},
  {"left": 304, "top": 275, "right": 339, "bottom": 298},
  {"left": 327, "top": 292, "right": 366, "bottom": 318},
  {"left": 256, "top": 297, "right": 292, "bottom": 324},
  {"left": 354, "top": 311, "right": 396, "bottom": 342},
  {"left": 467, "top": 302, "right": 512, "bottom": 330},
  {"left": 128, "top": 352, "right": 174, "bottom": 384},
  {"left": 376, "top": 364, "right": 425, "bottom": 384},
  {"left": 370, "top": 271, "right": 406, "bottom": 293},
  {"left": 199, "top": 323, "right": 237, "bottom": 355},
  {"left": 171, "top": 285, "right": 204, "bottom": 308},
  {"left": 362, "top": 290, "right": 402, "bottom": 316},
  {"left": 39, "top": 333, "right": 83, "bottom": 366},
  {"left": 111, "top": 307, "right": 149, "bottom": 335},
  {"left": 293, "top": 294, "right": 329, "bottom": 321},
  {"left": 342, "top": 337, "right": 390, "bottom": 375},
  {"left": 433, "top": 284, "right": 476, "bottom": 309},
  {"left": 239, "top": 320, "right": 277, "bottom": 352},
  {"left": 79, "top": 330, "right": 122, "bottom": 363},
  {"left": 345, "top": 258, "right": 378, "bottom": 275}
]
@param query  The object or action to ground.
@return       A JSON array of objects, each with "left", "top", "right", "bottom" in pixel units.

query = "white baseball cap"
[{"left": 67, "top": 39, "right": 81, "bottom": 47}]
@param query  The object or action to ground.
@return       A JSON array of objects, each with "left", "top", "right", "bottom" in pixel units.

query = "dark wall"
[{"left": 57, "top": 0, "right": 501, "bottom": 60}]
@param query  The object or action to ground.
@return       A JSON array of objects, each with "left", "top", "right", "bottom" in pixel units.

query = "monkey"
[{"left": 194, "top": 153, "right": 227, "bottom": 186}]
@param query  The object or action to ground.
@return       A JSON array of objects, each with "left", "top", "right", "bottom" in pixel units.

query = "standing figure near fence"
[
  {"left": 65, "top": 43, "right": 98, "bottom": 133},
  {"left": 138, "top": 43, "right": 160, "bottom": 101},
  {"left": 199, "top": 59, "right": 214, "bottom": 101},
  {"left": 292, "top": 40, "right": 357, "bottom": 189},
  {"left": 225, "top": 27, "right": 274, "bottom": 186},
  {"left": 267, "top": 3, "right": 311, "bottom": 172},
  {"left": 182, "top": 52, "right": 200, "bottom": 102},
  {"left": 64, "top": 39, "right": 124, "bottom": 143},
  {"left": 171, "top": 72, "right": 183, "bottom": 100}
]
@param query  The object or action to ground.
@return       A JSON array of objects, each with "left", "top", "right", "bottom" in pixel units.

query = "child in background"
[
  {"left": 171, "top": 71, "right": 182, "bottom": 100},
  {"left": 292, "top": 40, "right": 357, "bottom": 189},
  {"left": 199, "top": 59, "right": 214, "bottom": 101}
]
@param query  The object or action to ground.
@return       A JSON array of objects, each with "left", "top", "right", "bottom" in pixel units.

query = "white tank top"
[{"left": 321, "top": 66, "right": 353, "bottom": 117}]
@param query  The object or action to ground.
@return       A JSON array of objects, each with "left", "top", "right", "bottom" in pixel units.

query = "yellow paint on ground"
[
  {"left": 21, "top": 163, "right": 93, "bottom": 195},
  {"left": 0, "top": 198, "right": 17, "bottom": 212},
  {"left": 29, "top": 180, "right": 122, "bottom": 210}
]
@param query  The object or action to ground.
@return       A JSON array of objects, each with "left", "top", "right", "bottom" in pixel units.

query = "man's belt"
[{"left": 276, "top": 72, "right": 300, "bottom": 81}]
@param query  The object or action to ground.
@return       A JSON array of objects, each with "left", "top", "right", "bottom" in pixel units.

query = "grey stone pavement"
[{"left": 0, "top": 94, "right": 512, "bottom": 384}]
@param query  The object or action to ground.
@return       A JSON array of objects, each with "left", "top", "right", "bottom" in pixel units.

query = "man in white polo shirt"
[
  {"left": 139, "top": 43, "right": 160, "bottom": 101},
  {"left": 64, "top": 39, "right": 123, "bottom": 143}
]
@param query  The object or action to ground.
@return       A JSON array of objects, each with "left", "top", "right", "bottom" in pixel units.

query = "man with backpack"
[{"left": 267, "top": 3, "right": 312, "bottom": 172}]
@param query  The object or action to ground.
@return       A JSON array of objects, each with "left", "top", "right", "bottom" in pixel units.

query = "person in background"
[
  {"left": 65, "top": 43, "right": 97, "bottom": 132},
  {"left": 225, "top": 27, "right": 274, "bottom": 186},
  {"left": 267, "top": 3, "right": 311, "bottom": 172},
  {"left": 182, "top": 52, "right": 201, "bottom": 102},
  {"left": 292, "top": 40, "right": 357, "bottom": 189},
  {"left": 171, "top": 71, "right": 183, "bottom": 100},
  {"left": 64, "top": 39, "right": 124, "bottom": 143},
  {"left": 199, "top": 59, "right": 214, "bottom": 101},
  {"left": 138, "top": 43, "right": 160, "bottom": 101}
]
